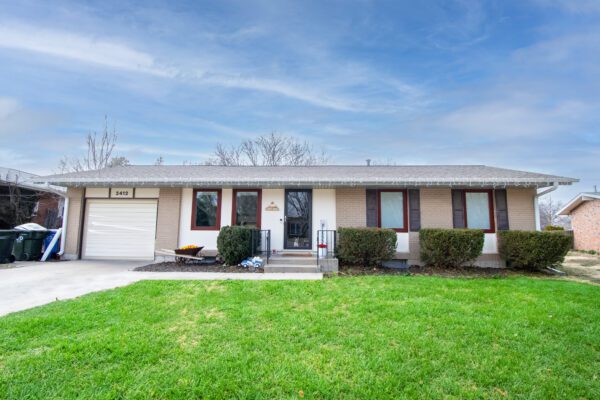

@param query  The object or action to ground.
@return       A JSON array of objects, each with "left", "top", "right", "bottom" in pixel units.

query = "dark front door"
[{"left": 284, "top": 189, "right": 312, "bottom": 249}]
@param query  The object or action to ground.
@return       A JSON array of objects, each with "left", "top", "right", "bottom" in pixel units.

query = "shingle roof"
[
  {"left": 558, "top": 192, "right": 600, "bottom": 215},
  {"left": 35, "top": 165, "right": 578, "bottom": 188},
  {"left": 1, "top": 166, "right": 66, "bottom": 195}
]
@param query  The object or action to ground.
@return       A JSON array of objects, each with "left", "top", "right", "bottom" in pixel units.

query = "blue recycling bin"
[{"left": 43, "top": 230, "right": 60, "bottom": 258}]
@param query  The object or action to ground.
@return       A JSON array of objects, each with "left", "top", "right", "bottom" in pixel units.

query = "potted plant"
[{"left": 174, "top": 245, "right": 203, "bottom": 257}]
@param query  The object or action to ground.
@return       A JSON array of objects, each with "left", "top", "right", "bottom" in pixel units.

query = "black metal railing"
[
  {"left": 250, "top": 229, "right": 271, "bottom": 263},
  {"left": 316, "top": 230, "right": 337, "bottom": 262}
]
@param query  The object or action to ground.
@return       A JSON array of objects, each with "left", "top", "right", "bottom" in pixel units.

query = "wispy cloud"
[
  {"left": 118, "top": 143, "right": 210, "bottom": 159},
  {"left": 0, "top": 23, "right": 357, "bottom": 111},
  {"left": 0, "top": 97, "right": 61, "bottom": 138},
  {"left": 199, "top": 73, "right": 361, "bottom": 112},
  {"left": 533, "top": 0, "right": 600, "bottom": 14},
  {"left": 513, "top": 31, "right": 600, "bottom": 73},
  {"left": 0, "top": 23, "right": 175, "bottom": 77},
  {"left": 0, "top": 21, "right": 424, "bottom": 114},
  {"left": 428, "top": 100, "right": 592, "bottom": 138},
  {"left": 0, "top": 97, "right": 20, "bottom": 119}
]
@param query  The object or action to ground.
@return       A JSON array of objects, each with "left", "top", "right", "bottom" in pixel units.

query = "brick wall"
[
  {"left": 420, "top": 188, "right": 453, "bottom": 228},
  {"left": 507, "top": 187, "right": 536, "bottom": 230},
  {"left": 335, "top": 187, "right": 366, "bottom": 228},
  {"left": 64, "top": 187, "right": 84, "bottom": 259},
  {"left": 31, "top": 193, "right": 63, "bottom": 228},
  {"left": 406, "top": 232, "right": 420, "bottom": 264},
  {"left": 155, "top": 188, "right": 182, "bottom": 251},
  {"left": 572, "top": 200, "right": 600, "bottom": 252}
]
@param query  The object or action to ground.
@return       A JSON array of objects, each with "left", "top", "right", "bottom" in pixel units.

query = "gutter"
[
  {"left": 58, "top": 197, "right": 69, "bottom": 256},
  {"left": 534, "top": 182, "right": 559, "bottom": 231},
  {"left": 35, "top": 178, "right": 576, "bottom": 188}
]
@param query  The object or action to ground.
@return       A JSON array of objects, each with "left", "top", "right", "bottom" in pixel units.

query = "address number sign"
[{"left": 110, "top": 188, "right": 134, "bottom": 198}]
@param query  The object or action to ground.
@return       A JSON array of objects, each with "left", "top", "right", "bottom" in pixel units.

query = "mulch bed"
[
  {"left": 136, "top": 261, "right": 553, "bottom": 278},
  {"left": 134, "top": 262, "right": 262, "bottom": 273},
  {"left": 338, "top": 264, "right": 553, "bottom": 278}
]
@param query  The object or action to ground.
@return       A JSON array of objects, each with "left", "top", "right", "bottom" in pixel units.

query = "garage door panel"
[{"left": 83, "top": 200, "right": 157, "bottom": 260}]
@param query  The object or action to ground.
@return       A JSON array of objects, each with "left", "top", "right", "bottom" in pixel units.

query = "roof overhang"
[
  {"left": 558, "top": 193, "right": 600, "bottom": 215},
  {"left": 34, "top": 177, "right": 574, "bottom": 189},
  {"left": 0, "top": 179, "right": 66, "bottom": 196},
  {"left": 34, "top": 165, "right": 579, "bottom": 189}
]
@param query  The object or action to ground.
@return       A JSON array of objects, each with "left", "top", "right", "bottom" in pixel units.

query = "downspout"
[
  {"left": 534, "top": 182, "right": 559, "bottom": 231},
  {"left": 58, "top": 196, "right": 69, "bottom": 256}
]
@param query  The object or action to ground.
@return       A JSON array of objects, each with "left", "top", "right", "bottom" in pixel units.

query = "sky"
[{"left": 0, "top": 0, "right": 599, "bottom": 202}]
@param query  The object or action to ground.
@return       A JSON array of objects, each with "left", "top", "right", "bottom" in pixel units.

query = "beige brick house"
[
  {"left": 558, "top": 193, "right": 600, "bottom": 253},
  {"left": 37, "top": 165, "right": 577, "bottom": 269}
]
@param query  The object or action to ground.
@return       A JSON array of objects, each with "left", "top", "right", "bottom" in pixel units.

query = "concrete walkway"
[{"left": 0, "top": 260, "right": 322, "bottom": 317}]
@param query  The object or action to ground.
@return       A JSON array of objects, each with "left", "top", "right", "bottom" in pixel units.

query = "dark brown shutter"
[
  {"left": 408, "top": 189, "right": 421, "bottom": 231},
  {"left": 366, "top": 189, "right": 378, "bottom": 227},
  {"left": 495, "top": 189, "right": 509, "bottom": 230},
  {"left": 452, "top": 189, "right": 466, "bottom": 228}
]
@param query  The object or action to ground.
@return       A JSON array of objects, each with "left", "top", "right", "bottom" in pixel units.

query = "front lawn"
[{"left": 1, "top": 277, "right": 599, "bottom": 399}]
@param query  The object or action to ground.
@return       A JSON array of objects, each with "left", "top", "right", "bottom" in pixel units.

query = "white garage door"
[{"left": 83, "top": 199, "right": 158, "bottom": 260}]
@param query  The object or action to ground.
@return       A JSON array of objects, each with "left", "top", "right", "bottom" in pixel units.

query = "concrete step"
[
  {"left": 263, "top": 264, "right": 320, "bottom": 273},
  {"left": 267, "top": 256, "right": 317, "bottom": 265}
]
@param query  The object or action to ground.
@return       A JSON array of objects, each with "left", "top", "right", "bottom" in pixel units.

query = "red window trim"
[
  {"left": 377, "top": 189, "right": 409, "bottom": 232},
  {"left": 231, "top": 189, "right": 262, "bottom": 229},
  {"left": 191, "top": 189, "right": 222, "bottom": 231},
  {"left": 463, "top": 189, "right": 496, "bottom": 234}
]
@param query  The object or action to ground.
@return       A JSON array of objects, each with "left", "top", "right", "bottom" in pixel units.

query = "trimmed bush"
[
  {"left": 337, "top": 227, "right": 397, "bottom": 267},
  {"left": 217, "top": 226, "right": 254, "bottom": 265},
  {"left": 499, "top": 230, "right": 572, "bottom": 270},
  {"left": 420, "top": 229, "right": 485, "bottom": 268},
  {"left": 544, "top": 225, "right": 565, "bottom": 231}
]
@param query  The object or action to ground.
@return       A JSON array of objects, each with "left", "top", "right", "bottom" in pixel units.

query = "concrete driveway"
[{"left": 0, "top": 260, "right": 322, "bottom": 317}]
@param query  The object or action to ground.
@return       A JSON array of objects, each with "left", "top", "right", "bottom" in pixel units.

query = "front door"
[{"left": 284, "top": 189, "right": 312, "bottom": 249}]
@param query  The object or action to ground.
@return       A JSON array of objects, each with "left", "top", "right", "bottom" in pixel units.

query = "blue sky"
[{"left": 0, "top": 0, "right": 598, "bottom": 201}]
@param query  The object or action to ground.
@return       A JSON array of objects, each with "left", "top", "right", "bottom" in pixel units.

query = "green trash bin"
[
  {"left": 12, "top": 231, "right": 48, "bottom": 261},
  {"left": 0, "top": 230, "right": 17, "bottom": 263}
]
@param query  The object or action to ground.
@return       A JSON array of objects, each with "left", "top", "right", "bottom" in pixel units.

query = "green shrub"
[
  {"left": 217, "top": 226, "right": 254, "bottom": 265},
  {"left": 337, "top": 227, "right": 397, "bottom": 267},
  {"left": 544, "top": 225, "right": 565, "bottom": 231},
  {"left": 419, "top": 229, "right": 485, "bottom": 268},
  {"left": 499, "top": 231, "right": 572, "bottom": 270}
]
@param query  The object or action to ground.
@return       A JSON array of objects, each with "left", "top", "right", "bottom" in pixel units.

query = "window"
[
  {"left": 378, "top": 190, "right": 408, "bottom": 232},
  {"left": 289, "top": 222, "right": 301, "bottom": 236},
  {"left": 464, "top": 190, "right": 495, "bottom": 233},
  {"left": 232, "top": 189, "right": 261, "bottom": 228},
  {"left": 192, "top": 189, "right": 221, "bottom": 230}
]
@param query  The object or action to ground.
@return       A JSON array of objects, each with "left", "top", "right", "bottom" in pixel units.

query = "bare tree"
[
  {"left": 58, "top": 116, "right": 129, "bottom": 172},
  {"left": 539, "top": 196, "right": 570, "bottom": 229},
  {"left": 154, "top": 156, "right": 165, "bottom": 166},
  {"left": 205, "top": 133, "right": 328, "bottom": 166}
]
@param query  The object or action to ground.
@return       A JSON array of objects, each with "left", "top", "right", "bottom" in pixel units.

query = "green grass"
[{"left": 1, "top": 277, "right": 600, "bottom": 399}]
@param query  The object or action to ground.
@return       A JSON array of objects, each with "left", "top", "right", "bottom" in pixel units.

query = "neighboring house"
[
  {"left": 558, "top": 193, "right": 600, "bottom": 253},
  {"left": 0, "top": 167, "right": 66, "bottom": 229},
  {"left": 37, "top": 165, "right": 577, "bottom": 267}
]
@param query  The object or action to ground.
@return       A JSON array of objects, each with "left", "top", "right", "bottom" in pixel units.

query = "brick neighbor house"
[
  {"left": 0, "top": 167, "right": 65, "bottom": 229},
  {"left": 558, "top": 193, "right": 600, "bottom": 253}
]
